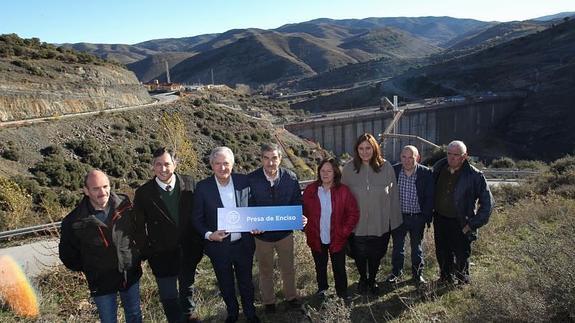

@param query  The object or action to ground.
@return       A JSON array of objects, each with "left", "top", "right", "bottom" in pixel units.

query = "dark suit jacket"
[
  {"left": 192, "top": 173, "right": 254, "bottom": 258},
  {"left": 393, "top": 163, "right": 435, "bottom": 223},
  {"left": 133, "top": 173, "right": 203, "bottom": 276}
]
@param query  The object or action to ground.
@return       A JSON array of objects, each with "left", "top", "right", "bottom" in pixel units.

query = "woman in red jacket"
[{"left": 303, "top": 158, "right": 360, "bottom": 300}]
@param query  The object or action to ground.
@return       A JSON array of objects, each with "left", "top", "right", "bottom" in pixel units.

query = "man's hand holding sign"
[{"left": 217, "top": 205, "right": 304, "bottom": 233}]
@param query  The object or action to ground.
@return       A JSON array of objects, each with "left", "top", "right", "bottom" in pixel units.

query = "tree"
[
  {"left": 235, "top": 83, "right": 251, "bottom": 95},
  {"left": 0, "top": 177, "right": 32, "bottom": 230},
  {"left": 158, "top": 112, "right": 198, "bottom": 174}
]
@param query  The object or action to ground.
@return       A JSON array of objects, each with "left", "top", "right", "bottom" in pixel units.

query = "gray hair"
[
  {"left": 209, "top": 146, "right": 235, "bottom": 165},
  {"left": 448, "top": 140, "right": 467, "bottom": 154},
  {"left": 261, "top": 143, "right": 282, "bottom": 157},
  {"left": 402, "top": 145, "right": 419, "bottom": 157}
]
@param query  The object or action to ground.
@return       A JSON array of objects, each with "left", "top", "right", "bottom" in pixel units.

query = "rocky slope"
[
  {"left": 0, "top": 60, "right": 152, "bottom": 122},
  {"left": 0, "top": 35, "right": 152, "bottom": 122}
]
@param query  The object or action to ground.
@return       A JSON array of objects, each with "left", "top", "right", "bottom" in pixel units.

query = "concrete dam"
[{"left": 285, "top": 95, "right": 524, "bottom": 160}]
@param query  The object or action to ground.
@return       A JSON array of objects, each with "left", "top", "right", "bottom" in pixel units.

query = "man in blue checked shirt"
[{"left": 386, "top": 146, "right": 434, "bottom": 286}]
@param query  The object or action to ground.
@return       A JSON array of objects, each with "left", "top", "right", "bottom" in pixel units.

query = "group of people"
[{"left": 58, "top": 134, "right": 493, "bottom": 323}]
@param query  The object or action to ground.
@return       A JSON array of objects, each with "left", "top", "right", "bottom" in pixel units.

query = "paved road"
[
  {"left": 486, "top": 179, "right": 520, "bottom": 187},
  {"left": 0, "top": 239, "right": 60, "bottom": 277},
  {"left": 0, "top": 92, "right": 179, "bottom": 128}
]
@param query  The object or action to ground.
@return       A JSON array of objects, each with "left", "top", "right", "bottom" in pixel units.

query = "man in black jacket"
[
  {"left": 133, "top": 148, "right": 203, "bottom": 322},
  {"left": 248, "top": 143, "right": 302, "bottom": 313},
  {"left": 387, "top": 145, "right": 434, "bottom": 286},
  {"left": 59, "top": 169, "right": 142, "bottom": 323},
  {"left": 433, "top": 140, "right": 493, "bottom": 284}
]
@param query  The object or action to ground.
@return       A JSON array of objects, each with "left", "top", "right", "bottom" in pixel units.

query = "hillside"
[
  {"left": 163, "top": 26, "right": 442, "bottom": 87},
  {"left": 430, "top": 20, "right": 549, "bottom": 62},
  {"left": 384, "top": 18, "right": 575, "bottom": 160},
  {"left": 167, "top": 30, "right": 361, "bottom": 86},
  {"left": 446, "top": 21, "right": 547, "bottom": 51},
  {"left": 60, "top": 42, "right": 158, "bottom": 64},
  {"left": 0, "top": 86, "right": 322, "bottom": 232},
  {"left": 293, "top": 16, "right": 493, "bottom": 46},
  {"left": 126, "top": 52, "right": 196, "bottom": 82},
  {"left": 0, "top": 34, "right": 152, "bottom": 122},
  {"left": 134, "top": 33, "right": 219, "bottom": 52},
  {"left": 275, "top": 22, "right": 364, "bottom": 42},
  {"left": 294, "top": 55, "right": 411, "bottom": 91},
  {"left": 339, "top": 27, "right": 441, "bottom": 59},
  {"left": 289, "top": 18, "right": 556, "bottom": 102}
]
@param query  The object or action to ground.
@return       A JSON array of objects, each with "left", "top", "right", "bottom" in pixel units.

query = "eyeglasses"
[{"left": 447, "top": 152, "right": 465, "bottom": 157}]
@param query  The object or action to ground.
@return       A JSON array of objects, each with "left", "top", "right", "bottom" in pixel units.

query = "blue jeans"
[
  {"left": 391, "top": 213, "right": 426, "bottom": 277},
  {"left": 93, "top": 281, "right": 142, "bottom": 323}
]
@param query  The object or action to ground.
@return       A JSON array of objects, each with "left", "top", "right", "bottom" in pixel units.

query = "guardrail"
[
  {"left": 482, "top": 169, "right": 539, "bottom": 179},
  {"left": 0, "top": 222, "right": 61, "bottom": 240}
]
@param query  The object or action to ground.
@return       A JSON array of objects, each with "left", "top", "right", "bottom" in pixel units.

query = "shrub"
[
  {"left": 211, "top": 132, "right": 223, "bottom": 142},
  {"left": 463, "top": 197, "right": 575, "bottom": 322},
  {"left": 40, "top": 145, "right": 63, "bottom": 156},
  {"left": 490, "top": 183, "right": 533, "bottom": 206},
  {"left": 516, "top": 160, "right": 547, "bottom": 170},
  {"left": 491, "top": 157, "right": 516, "bottom": 168},
  {"left": 530, "top": 155, "right": 575, "bottom": 198},
  {"left": 111, "top": 122, "right": 126, "bottom": 130},
  {"left": 549, "top": 154, "right": 575, "bottom": 176},
  {"left": 40, "top": 196, "right": 69, "bottom": 223},
  {"left": 126, "top": 120, "right": 142, "bottom": 134},
  {"left": 59, "top": 190, "right": 81, "bottom": 208},
  {"left": 31, "top": 155, "right": 90, "bottom": 190},
  {"left": 11, "top": 175, "right": 43, "bottom": 204},
  {"left": 0, "top": 177, "right": 33, "bottom": 230},
  {"left": 66, "top": 138, "right": 101, "bottom": 158},
  {"left": 1, "top": 148, "right": 20, "bottom": 161}
]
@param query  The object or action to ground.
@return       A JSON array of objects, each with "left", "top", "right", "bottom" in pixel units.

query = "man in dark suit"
[
  {"left": 133, "top": 148, "right": 203, "bottom": 322},
  {"left": 192, "top": 146, "right": 260, "bottom": 323},
  {"left": 387, "top": 145, "right": 434, "bottom": 286}
]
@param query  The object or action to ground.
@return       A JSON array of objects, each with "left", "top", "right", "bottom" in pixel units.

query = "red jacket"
[{"left": 303, "top": 182, "right": 359, "bottom": 253}]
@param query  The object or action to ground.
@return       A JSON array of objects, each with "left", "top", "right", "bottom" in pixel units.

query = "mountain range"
[
  {"left": 60, "top": 14, "right": 572, "bottom": 92},
  {"left": 61, "top": 16, "right": 500, "bottom": 86}
]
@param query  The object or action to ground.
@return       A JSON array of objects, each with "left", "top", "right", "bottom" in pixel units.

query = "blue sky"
[{"left": 1, "top": 0, "right": 573, "bottom": 44}]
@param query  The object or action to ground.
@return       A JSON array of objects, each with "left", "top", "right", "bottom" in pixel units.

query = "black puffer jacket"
[
  {"left": 59, "top": 193, "right": 142, "bottom": 296},
  {"left": 432, "top": 158, "right": 494, "bottom": 232}
]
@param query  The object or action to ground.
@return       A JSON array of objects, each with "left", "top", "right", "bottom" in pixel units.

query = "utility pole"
[
  {"left": 211, "top": 68, "right": 214, "bottom": 85},
  {"left": 165, "top": 61, "right": 171, "bottom": 84}
]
